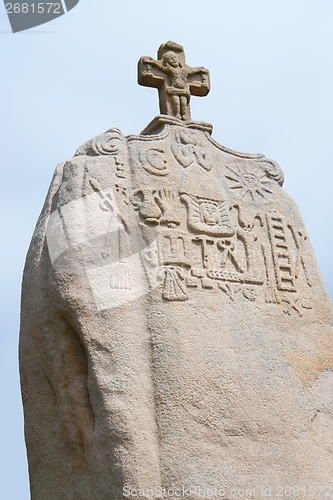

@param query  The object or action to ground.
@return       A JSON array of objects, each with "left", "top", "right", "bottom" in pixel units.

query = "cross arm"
[
  {"left": 138, "top": 57, "right": 166, "bottom": 89},
  {"left": 187, "top": 66, "right": 210, "bottom": 97}
]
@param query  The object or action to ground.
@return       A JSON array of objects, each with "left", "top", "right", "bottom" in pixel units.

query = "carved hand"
[
  {"left": 142, "top": 56, "right": 154, "bottom": 63},
  {"left": 156, "top": 188, "right": 180, "bottom": 227}
]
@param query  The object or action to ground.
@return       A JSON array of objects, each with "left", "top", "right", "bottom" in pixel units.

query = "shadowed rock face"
[{"left": 20, "top": 113, "right": 333, "bottom": 499}]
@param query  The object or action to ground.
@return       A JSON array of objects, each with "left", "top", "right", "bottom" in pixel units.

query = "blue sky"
[{"left": 1, "top": 1, "right": 333, "bottom": 498}]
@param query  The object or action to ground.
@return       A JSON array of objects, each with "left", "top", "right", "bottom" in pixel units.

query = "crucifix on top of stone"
[{"left": 138, "top": 41, "right": 210, "bottom": 121}]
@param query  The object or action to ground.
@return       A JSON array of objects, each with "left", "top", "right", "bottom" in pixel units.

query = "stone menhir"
[{"left": 20, "top": 41, "right": 333, "bottom": 500}]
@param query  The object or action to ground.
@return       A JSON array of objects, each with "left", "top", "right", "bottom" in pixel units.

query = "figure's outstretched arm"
[
  {"left": 187, "top": 65, "right": 209, "bottom": 76},
  {"left": 141, "top": 56, "right": 164, "bottom": 71}
]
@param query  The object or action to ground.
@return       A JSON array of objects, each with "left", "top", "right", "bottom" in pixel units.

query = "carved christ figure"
[{"left": 138, "top": 41, "right": 210, "bottom": 121}]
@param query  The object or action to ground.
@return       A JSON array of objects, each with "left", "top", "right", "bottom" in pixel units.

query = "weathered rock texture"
[{"left": 20, "top": 43, "right": 333, "bottom": 500}]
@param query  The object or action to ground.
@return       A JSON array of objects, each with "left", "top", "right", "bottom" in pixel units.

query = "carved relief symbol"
[
  {"left": 74, "top": 129, "right": 127, "bottom": 181},
  {"left": 141, "top": 246, "right": 160, "bottom": 268},
  {"left": 265, "top": 286, "right": 280, "bottom": 304},
  {"left": 242, "top": 285, "right": 257, "bottom": 301},
  {"left": 162, "top": 266, "right": 188, "bottom": 301},
  {"left": 217, "top": 239, "right": 244, "bottom": 273},
  {"left": 159, "top": 228, "right": 191, "bottom": 267},
  {"left": 266, "top": 214, "right": 297, "bottom": 292},
  {"left": 115, "top": 184, "right": 129, "bottom": 205},
  {"left": 172, "top": 129, "right": 212, "bottom": 171},
  {"left": 192, "top": 236, "right": 244, "bottom": 283},
  {"left": 88, "top": 129, "right": 127, "bottom": 178},
  {"left": 218, "top": 282, "right": 241, "bottom": 301},
  {"left": 225, "top": 163, "right": 274, "bottom": 201},
  {"left": 97, "top": 130, "right": 127, "bottom": 179},
  {"left": 110, "top": 228, "right": 132, "bottom": 291},
  {"left": 110, "top": 263, "right": 132, "bottom": 290},
  {"left": 89, "top": 178, "right": 116, "bottom": 213},
  {"left": 281, "top": 295, "right": 312, "bottom": 317},
  {"left": 288, "top": 225, "right": 312, "bottom": 287},
  {"left": 131, "top": 188, "right": 181, "bottom": 227},
  {"left": 138, "top": 40, "right": 210, "bottom": 121},
  {"left": 219, "top": 283, "right": 258, "bottom": 302},
  {"left": 140, "top": 147, "right": 169, "bottom": 176},
  {"left": 158, "top": 228, "right": 191, "bottom": 302},
  {"left": 131, "top": 188, "right": 161, "bottom": 226},
  {"left": 230, "top": 205, "right": 277, "bottom": 295},
  {"left": 180, "top": 194, "right": 234, "bottom": 237}
]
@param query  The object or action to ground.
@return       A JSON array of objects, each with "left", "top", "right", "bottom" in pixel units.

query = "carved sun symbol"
[{"left": 225, "top": 163, "right": 274, "bottom": 200}]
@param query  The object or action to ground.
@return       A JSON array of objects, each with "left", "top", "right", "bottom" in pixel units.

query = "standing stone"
[{"left": 20, "top": 42, "right": 333, "bottom": 500}]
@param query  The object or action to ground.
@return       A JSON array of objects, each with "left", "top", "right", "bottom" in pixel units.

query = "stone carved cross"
[{"left": 138, "top": 41, "right": 210, "bottom": 121}]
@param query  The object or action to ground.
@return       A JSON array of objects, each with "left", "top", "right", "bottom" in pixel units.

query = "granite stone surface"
[{"left": 20, "top": 43, "right": 333, "bottom": 500}]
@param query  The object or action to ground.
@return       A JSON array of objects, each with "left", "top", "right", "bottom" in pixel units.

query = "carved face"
[
  {"left": 241, "top": 173, "right": 259, "bottom": 188},
  {"left": 243, "top": 285, "right": 257, "bottom": 301},
  {"left": 199, "top": 201, "right": 220, "bottom": 226},
  {"left": 225, "top": 163, "right": 274, "bottom": 201},
  {"left": 146, "top": 148, "right": 168, "bottom": 171},
  {"left": 164, "top": 51, "right": 180, "bottom": 68}
]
